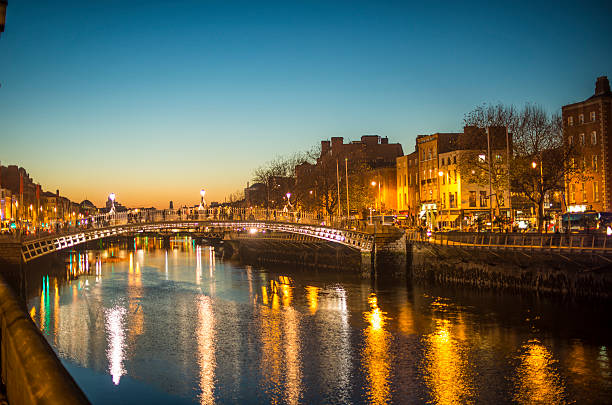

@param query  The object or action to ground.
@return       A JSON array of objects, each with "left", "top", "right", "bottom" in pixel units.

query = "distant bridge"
[{"left": 19, "top": 208, "right": 375, "bottom": 262}]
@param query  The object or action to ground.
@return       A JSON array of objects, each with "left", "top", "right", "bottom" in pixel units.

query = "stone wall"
[{"left": 409, "top": 242, "right": 612, "bottom": 299}]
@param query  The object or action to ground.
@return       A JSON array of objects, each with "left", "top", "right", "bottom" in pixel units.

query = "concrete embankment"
[
  {"left": 409, "top": 242, "right": 612, "bottom": 299},
  {"left": 0, "top": 274, "right": 90, "bottom": 404}
]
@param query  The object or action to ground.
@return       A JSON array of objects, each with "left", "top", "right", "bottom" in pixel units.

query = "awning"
[{"left": 437, "top": 214, "right": 459, "bottom": 222}]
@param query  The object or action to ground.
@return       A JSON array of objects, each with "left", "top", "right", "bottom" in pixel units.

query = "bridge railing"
[
  {"left": 407, "top": 231, "right": 612, "bottom": 253},
  {"left": 19, "top": 208, "right": 357, "bottom": 241}
]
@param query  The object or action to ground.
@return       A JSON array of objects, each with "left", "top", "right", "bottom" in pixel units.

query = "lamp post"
[
  {"left": 532, "top": 159, "right": 544, "bottom": 231},
  {"left": 438, "top": 170, "right": 444, "bottom": 229},
  {"left": 371, "top": 180, "right": 381, "bottom": 212},
  {"left": 109, "top": 193, "right": 116, "bottom": 214},
  {"left": 199, "top": 189, "right": 206, "bottom": 210}
]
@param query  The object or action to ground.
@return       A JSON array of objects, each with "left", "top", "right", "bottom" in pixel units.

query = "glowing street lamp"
[
  {"left": 199, "top": 189, "right": 206, "bottom": 209},
  {"left": 109, "top": 193, "right": 116, "bottom": 214},
  {"left": 371, "top": 180, "right": 381, "bottom": 212}
]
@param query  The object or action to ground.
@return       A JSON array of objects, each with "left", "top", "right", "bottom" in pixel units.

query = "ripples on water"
[{"left": 26, "top": 238, "right": 612, "bottom": 404}]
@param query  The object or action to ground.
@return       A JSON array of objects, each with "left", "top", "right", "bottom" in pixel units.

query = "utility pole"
[
  {"left": 487, "top": 127, "right": 494, "bottom": 232},
  {"left": 345, "top": 158, "right": 349, "bottom": 220},
  {"left": 506, "top": 126, "right": 512, "bottom": 227},
  {"left": 336, "top": 160, "right": 341, "bottom": 218}
]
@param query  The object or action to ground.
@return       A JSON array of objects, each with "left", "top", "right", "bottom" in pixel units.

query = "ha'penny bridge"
[{"left": 18, "top": 208, "right": 376, "bottom": 263}]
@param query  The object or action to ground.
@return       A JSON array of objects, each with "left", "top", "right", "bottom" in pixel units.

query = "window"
[
  {"left": 447, "top": 157, "right": 451, "bottom": 165},
  {"left": 429, "top": 189, "right": 433, "bottom": 200},
  {"left": 582, "top": 183, "right": 587, "bottom": 202},
  {"left": 404, "top": 193, "right": 407, "bottom": 205},
  {"left": 442, "top": 172, "right": 445, "bottom": 184},
  {"left": 449, "top": 193, "right": 456, "bottom": 208},
  {"left": 440, "top": 158, "right": 444, "bottom": 166},
  {"left": 580, "top": 133, "right": 585, "bottom": 145},
  {"left": 568, "top": 116, "right": 574, "bottom": 126},
  {"left": 579, "top": 114, "right": 584, "bottom": 124},
  {"left": 442, "top": 193, "right": 446, "bottom": 208},
  {"left": 469, "top": 191, "right": 477, "bottom": 207},
  {"left": 593, "top": 155, "right": 598, "bottom": 171},
  {"left": 594, "top": 182, "right": 599, "bottom": 202},
  {"left": 404, "top": 175, "right": 407, "bottom": 187},
  {"left": 454, "top": 170, "right": 457, "bottom": 184},
  {"left": 568, "top": 136, "right": 573, "bottom": 145},
  {"left": 480, "top": 191, "right": 487, "bottom": 207},
  {"left": 591, "top": 131, "right": 597, "bottom": 145},
  {"left": 570, "top": 184, "right": 576, "bottom": 203},
  {"left": 453, "top": 156, "right": 457, "bottom": 164},
  {"left": 428, "top": 148, "right": 432, "bottom": 160},
  {"left": 591, "top": 111, "right": 596, "bottom": 122}
]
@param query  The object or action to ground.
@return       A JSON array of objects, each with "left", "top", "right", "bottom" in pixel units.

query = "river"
[{"left": 26, "top": 237, "right": 612, "bottom": 404}]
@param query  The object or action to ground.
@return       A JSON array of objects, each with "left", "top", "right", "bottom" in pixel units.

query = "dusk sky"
[{"left": 1, "top": 0, "right": 611, "bottom": 208}]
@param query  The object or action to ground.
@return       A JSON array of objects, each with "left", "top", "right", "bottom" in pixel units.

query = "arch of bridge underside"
[{"left": 21, "top": 220, "right": 374, "bottom": 262}]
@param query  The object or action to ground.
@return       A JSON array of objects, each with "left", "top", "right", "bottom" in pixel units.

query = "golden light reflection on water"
[
  {"left": 513, "top": 339, "right": 567, "bottom": 404},
  {"left": 305, "top": 286, "right": 319, "bottom": 314},
  {"left": 259, "top": 275, "right": 302, "bottom": 404},
  {"left": 424, "top": 319, "right": 474, "bottom": 405},
  {"left": 196, "top": 295, "right": 216, "bottom": 405},
  {"left": 362, "top": 293, "right": 391, "bottom": 405}
]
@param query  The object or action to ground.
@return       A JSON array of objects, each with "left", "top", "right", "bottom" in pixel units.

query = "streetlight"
[
  {"left": 109, "top": 193, "right": 116, "bottom": 214},
  {"left": 199, "top": 189, "right": 206, "bottom": 210},
  {"left": 438, "top": 170, "right": 444, "bottom": 229},
  {"left": 371, "top": 180, "right": 381, "bottom": 212}
]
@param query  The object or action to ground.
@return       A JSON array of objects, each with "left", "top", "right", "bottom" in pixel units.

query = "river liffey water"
[{"left": 26, "top": 238, "right": 612, "bottom": 404}]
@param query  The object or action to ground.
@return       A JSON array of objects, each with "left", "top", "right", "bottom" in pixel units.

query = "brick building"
[
  {"left": 396, "top": 151, "right": 419, "bottom": 223},
  {"left": 562, "top": 76, "right": 612, "bottom": 212}
]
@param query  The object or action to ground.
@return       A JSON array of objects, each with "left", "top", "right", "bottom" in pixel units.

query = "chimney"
[
  {"left": 331, "top": 137, "right": 344, "bottom": 154},
  {"left": 321, "top": 140, "right": 331, "bottom": 156},
  {"left": 56, "top": 189, "right": 59, "bottom": 197},
  {"left": 381, "top": 137, "right": 389, "bottom": 145},
  {"left": 595, "top": 76, "right": 610, "bottom": 96}
]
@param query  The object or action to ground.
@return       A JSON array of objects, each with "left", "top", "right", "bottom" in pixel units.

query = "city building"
[
  {"left": 562, "top": 76, "right": 612, "bottom": 212},
  {"left": 396, "top": 151, "right": 419, "bottom": 224}
]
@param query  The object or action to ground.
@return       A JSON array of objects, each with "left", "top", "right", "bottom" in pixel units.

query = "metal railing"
[
  {"left": 19, "top": 208, "right": 375, "bottom": 261},
  {"left": 407, "top": 231, "right": 612, "bottom": 254}
]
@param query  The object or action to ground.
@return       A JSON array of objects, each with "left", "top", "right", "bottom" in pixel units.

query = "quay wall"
[
  {"left": 0, "top": 274, "right": 90, "bottom": 405},
  {"left": 409, "top": 242, "right": 612, "bottom": 299}
]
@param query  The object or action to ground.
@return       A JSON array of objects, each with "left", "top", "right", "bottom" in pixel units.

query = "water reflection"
[
  {"left": 513, "top": 339, "right": 567, "bottom": 404},
  {"left": 362, "top": 294, "right": 391, "bottom": 405},
  {"left": 196, "top": 295, "right": 216, "bottom": 404},
  {"left": 23, "top": 238, "right": 612, "bottom": 404},
  {"left": 106, "top": 306, "right": 127, "bottom": 385}
]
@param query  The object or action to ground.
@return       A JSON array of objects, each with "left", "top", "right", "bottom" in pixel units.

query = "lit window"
[
  {"left": 568, "top": 116, "right": 574, "bottom": 126},
  {"left": 591, "top": 111, "right": 596, "bottom": 122},
  {"left": 593, "top": 155, "right": 598, "bottom": 171},
  {"left": 580, "top": 133, "right": 585, "bottom": 145},
  {"left": 568, "top": 136, "right": 573, "bottom": 145},
  {"left": 454, "top": 170, "right": 457, "bottom": 184},
  {"left": 570, "top": 184, "right": 575, "bottom": 203},
  {"left": 579, "top": 114, "right": 584, "bottom": 124},
  {"left": 594, "top": 181, "right": 599, "bottom": 202},
  {"left": 582, "top": 183, "right": 587, "bottom": 202},
  {"left": 591, "top": 131, "right": 597, "bottom": 145}
]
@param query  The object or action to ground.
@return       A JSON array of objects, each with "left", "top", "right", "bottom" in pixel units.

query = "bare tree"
[{"left": 463, "top": 103, "right": 585, "bottom": 232}]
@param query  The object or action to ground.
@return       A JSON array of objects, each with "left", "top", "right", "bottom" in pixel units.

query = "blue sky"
[{"left": 1, "top": 0, "right": 610, "bottom": 207}]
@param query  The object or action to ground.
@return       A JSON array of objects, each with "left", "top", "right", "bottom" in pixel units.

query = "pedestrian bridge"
[{"left": 20, "top": 208, "right": 374, "bottom": 262}]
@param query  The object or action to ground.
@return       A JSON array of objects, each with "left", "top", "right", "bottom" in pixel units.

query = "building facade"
[
  {"left": 396, "top": 152, "right": 419, "bottom": 222},
  {"left": 562, "top": 76, "right": 612, "bottom": 212}
]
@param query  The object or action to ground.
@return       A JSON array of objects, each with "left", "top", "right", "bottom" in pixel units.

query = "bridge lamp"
[
  {"left": 109, "top": 193, "right": 116, "bottom": 214},
  {"left": 531, "top": 161, "right": 537, "bottom": 169},
  {"left": 199, "top": 189, "right": 206, "bottom": 209}
]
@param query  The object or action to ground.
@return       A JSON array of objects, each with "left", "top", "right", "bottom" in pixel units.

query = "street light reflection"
[{"left": 362, "top": 293, "right": 391, "bottom": 405}]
